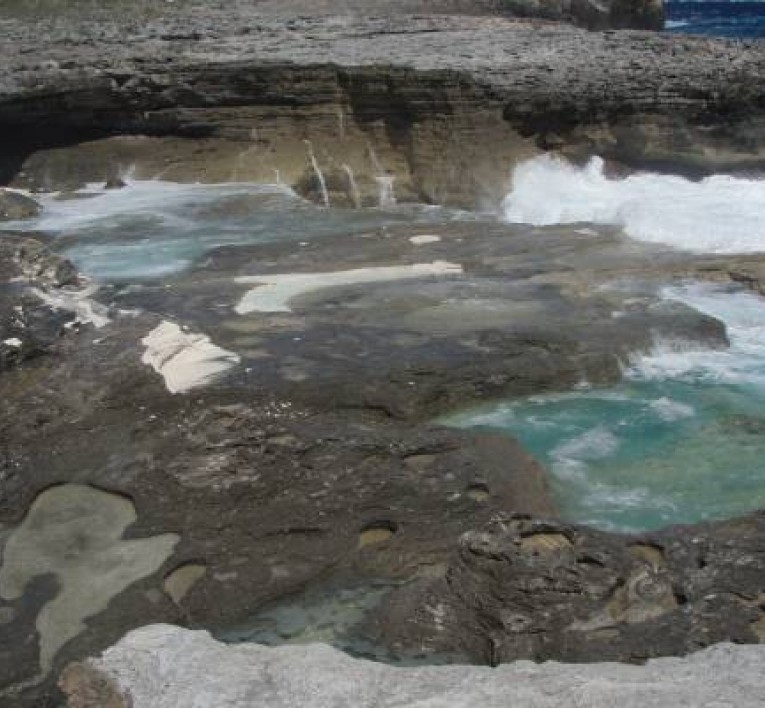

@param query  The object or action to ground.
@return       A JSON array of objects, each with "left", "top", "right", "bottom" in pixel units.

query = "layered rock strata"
[{"left": 1, "top": 11, "right": 764, "bottom": 206}]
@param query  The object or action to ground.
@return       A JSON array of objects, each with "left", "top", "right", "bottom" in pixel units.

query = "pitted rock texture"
[
  {"left": 373, "top": 512, "right": 765, "bottom": 665},
  {"left": 0, "top": 233, "right": 77, "bottom": 371},
  {"left": 1, "top": 10, "right": 764, "bottom": 205},
  {"left": 59, "top": 624, "right": 765, "bottom": 708}
]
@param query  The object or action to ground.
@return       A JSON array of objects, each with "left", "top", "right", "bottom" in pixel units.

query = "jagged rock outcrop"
[
  {"left": 372, "top": 513, "right": 765, "bottom": 664},
  {"left": 1, "top": 11, "right": 763, "bottom": 206},
  {"left": 0, "top": 233, "right": 78, "bottom": 371},
  {"left": 58, "top": 624, "right": 765, "bottom": 707}
]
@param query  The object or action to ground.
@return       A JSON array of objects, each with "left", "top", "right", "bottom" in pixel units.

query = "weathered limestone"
[
  {"left": 1, "top": 13, "right": 764, "bottom": 205},
  {"left": 372, "top": 512, "right": 765, "bottom": 665},
  {"left": 0, "top": 485, "right": 178, "bottom": 678},
  {"left": 58, "top": 624, "right": 765, "bottom": 707}
]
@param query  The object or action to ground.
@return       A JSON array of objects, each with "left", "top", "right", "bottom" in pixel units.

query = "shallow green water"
[{"left": 445, "top": 286, "right": 765, "bottom": 532}]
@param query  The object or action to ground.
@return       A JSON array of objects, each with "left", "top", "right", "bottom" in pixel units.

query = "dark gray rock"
[
  {"left": 373, "top": 512, "right": 765, "bottom": 664},
  {"left": 0, "top": 190, "right": 41, "bottom": 221},
  {"left": 0, "top": 233, "right": 77, "bottom": 371}
]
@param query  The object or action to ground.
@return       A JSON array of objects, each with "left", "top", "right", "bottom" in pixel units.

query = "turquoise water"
[
  {"left": 445, "top": 285, "right": 765, "bottom": 532},
  {"left": 7, "top": 181, "right": 471, "bottom": 281}
]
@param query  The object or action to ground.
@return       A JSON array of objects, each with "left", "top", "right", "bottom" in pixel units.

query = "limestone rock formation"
[
  {"left": 1, "top": 11, "right": 763, "bottom": 207},
  {"left": 58, "top": 624, "right": 765, "bottom": 707},
  {"left": 372, "top": 512, "right": 765, "bottom": 664}
]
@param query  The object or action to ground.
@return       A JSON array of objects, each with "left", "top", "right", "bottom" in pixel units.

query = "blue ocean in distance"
[{"left": 666, "top": 1, "right": 765, "bottom": 39}]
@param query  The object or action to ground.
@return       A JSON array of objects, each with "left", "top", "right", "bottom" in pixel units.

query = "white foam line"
[
  {"left": 141, "top": 321, "right": 241, "bottom": 394},
  {"left": 30, "top": 283, "right": 111, "bottom": 329},
  {"left": 234, "top": 261, "right": 463, "bottom": 314}
]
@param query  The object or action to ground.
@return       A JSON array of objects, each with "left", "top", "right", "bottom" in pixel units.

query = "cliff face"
[{"left": 2, "top": 12, "right": 763, "bottom": 208}]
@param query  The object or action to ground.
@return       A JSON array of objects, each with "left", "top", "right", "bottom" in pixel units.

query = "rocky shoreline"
[
  {"left": 1, "top": 6, "right": 765, "bottom": 206},
  {"left": 2, "top": 3, "right": 765, "bottom": 706}
]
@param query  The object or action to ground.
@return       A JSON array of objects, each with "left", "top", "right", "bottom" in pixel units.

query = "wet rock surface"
[
  {"left": 0, "top": 233, "right": 77, "bottom": 371},
  {"left": 59, "top": 624, "right": 765, "bottom": 708},
  {"left": 372, "top": 512, "right": 765, "bottom": 664},
  {"left": 0, "top": 9, "right": 764, "bottom": 204},
  {"left": 2, "top": 216, "right": 765, "bottom": 704}
]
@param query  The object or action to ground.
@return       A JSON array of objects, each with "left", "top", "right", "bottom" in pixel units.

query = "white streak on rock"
[
  {"left": 30, "top": 283, "right": 110, "bottom": 328},
  {"left": 3, "top": 338, "right": 22, "bottom": 347},
  {"left": 141, "top": 321, "right": 240, "bottom": 394},
  {"left": 409, "top": 234, "right": 442, "bottom": 245},
  {"left": 235, "top": 261, "right": 463, "bottom": 314}
]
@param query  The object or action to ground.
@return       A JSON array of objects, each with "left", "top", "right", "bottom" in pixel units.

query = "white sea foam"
[
  {"left": 649, "top": 397, "right": 696, "bottom": 422},
  {"left": 629, "top": 284, "right": 765, "bottom": 388},
  {"left": 19, "top": 180, "right": 294, "bottom": 233},
  {"left": 141, "top": 321, "right": 240, "bottom": 394},
  {"left": 502, "top": 155, "right": 765, "bottom": 254},
  {"left": 235, "top": 261, "right": 463, "bottom": 314},
  {"left": 550, "top": 427, "right": 620, "bottom": 480}
]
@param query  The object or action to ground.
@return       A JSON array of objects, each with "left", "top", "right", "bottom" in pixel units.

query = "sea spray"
[
  {"left": 368, "top": 147, "right": 397, "bottom": 208},
  {"left": 342, "top": 164, "right": 362, "bottom": 209},
  {"left": 502, "top": 155, "right": 765, "bottom": 254},
  {"left": 304, "top": 140, "right": 330, "bottom": 208}
]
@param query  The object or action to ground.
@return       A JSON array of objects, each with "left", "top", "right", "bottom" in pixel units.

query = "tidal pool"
[
  {"left": 444, "top": 285, "right": 765, "bottom": 533},
  {"left": 8, "top": 180, "right": 472, "bottom": 281}
]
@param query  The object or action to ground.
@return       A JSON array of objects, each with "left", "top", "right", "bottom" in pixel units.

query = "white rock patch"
[
  {"left": 409, "top": 234, "right": 442, "bottom": 245},
  {"left": 31, "top": 283, "right": 110, "bottom": 328},
  {"left": 235, "top": 261, "right": 462, "bottom": 314},
  {"left": 74, "top": 625, "right": 765, "bottom": 708},
  {"left": 3, "top": 338, "right": 22, "bottom": 347},
  {"left": 141, "top": 321, "right": 240, "bottom": 394}
]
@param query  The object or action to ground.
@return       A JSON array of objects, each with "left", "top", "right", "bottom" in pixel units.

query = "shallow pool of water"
[
  {"left": 444, "top": 284, "right": 765, "bottom": 532},
  {"left": 8, "top": 180, "right": 472, "bottom": 281}
]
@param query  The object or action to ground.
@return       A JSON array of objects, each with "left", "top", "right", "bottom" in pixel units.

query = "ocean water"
[
  {"left": 445, "top": 285, "right": 765, "bottom": 532},
  {"left": 666, "top": 1, "right": 765, "bottom": 39},
  {"left": 5, "top": 156, "right": 765, "bottom": 534},
  {"left": 445, "top": 155, "right": 765, "bottom": 532},
  {"left": 6, "top": 181, "right": 470, "bottom": 281}
]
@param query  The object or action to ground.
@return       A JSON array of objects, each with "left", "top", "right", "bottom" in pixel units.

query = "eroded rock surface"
[
  {"left": 1, "top": 10, "right": 763, "bottom": 205},
  {"left": 2, "top": 216, "right": 765, "bottom": 703},
  {"left": 0, "top": 485, "right": 178, "bottom": 679},
  {"left": 373, "top": 512, "right": 765, "bottom": 664},
  {"left": 0, "top": 233, "right": 78, "bottom": 371},
  {"left": 59, "top": 624, "right": 765, "bottom": 708}
]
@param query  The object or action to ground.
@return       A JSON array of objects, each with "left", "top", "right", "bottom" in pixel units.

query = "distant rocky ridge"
[{"left": 1, "top": 7, "right": 762, "bottom": 208}]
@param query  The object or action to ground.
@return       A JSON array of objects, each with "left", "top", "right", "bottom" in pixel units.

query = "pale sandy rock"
[
  {"left": 141, "top": 321, "right": 241, "bottom": 393},
  {"left": 62, "top": 624, "right": 765, "bottom": 708},
  {"left": 235, "top": 261, "right": 463, "bottom": 314}
]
